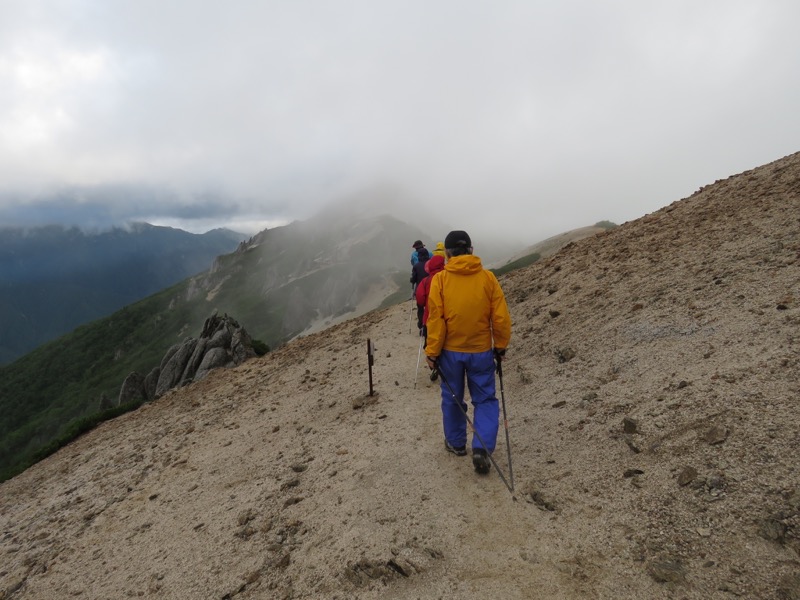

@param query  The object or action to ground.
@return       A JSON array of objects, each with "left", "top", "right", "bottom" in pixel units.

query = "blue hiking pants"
[{"left": 438, "top": 349, "right": 499, "bottom": 452}]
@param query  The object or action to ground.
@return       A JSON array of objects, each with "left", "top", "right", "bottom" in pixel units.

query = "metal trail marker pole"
[{"left": 367, "top": 338, "right": 375, "bottom": 396}]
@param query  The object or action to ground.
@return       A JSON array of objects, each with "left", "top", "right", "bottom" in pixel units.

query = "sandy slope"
[
  {"left": 1, "top": 307, "right": 576, "bottom": 599},
  {"left": 1, "top": 152, "right": 800, "bottom": 599}
]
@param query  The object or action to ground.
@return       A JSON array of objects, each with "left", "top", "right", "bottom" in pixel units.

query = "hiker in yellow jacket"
[{"left": 425, "top": 230, "right": 512, "bottom": 474}]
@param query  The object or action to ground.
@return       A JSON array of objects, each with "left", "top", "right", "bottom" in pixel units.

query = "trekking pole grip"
[{"left": 494, "top": 348, "right": 505, "bottom": 376}]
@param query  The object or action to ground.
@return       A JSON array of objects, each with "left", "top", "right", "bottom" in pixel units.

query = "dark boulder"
[
  {"left": 195, "top": 347, "right": 231, "bottom": 381},
  {"left": 156, "top": 338, "right": 198, "bottom": 397},
  {"left": 125, "top": 313, "right": 257, "bottom": 401}
]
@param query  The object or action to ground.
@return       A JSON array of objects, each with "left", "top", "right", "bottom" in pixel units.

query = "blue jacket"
[{"left": 410, "top": 247, "right": 428, "bottom": 266}]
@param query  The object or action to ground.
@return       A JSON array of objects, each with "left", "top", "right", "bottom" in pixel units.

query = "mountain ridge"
[{"left": 1, "top": 151, "right": 798, "bottom": 598}]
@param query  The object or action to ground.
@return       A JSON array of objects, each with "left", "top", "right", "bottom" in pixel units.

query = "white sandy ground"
[{"left": 1, "top": 151, "right": 800, "bottom": 599}]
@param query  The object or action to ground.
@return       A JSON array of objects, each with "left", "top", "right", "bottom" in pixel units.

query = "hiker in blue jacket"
[{"left": 410, "top": 240, "right": 428, "bottom": 266}]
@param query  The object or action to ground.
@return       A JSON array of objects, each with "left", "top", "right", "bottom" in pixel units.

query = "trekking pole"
[
  {"left": 435, "top": 361, "right": 516, "bottom": 498},
  {"left": 495, "top": 354, "right": 515, "bottom": 492},
  {"left": 413, "top": 333, "right": 424, "bottom": 389},
  {"left": 408, "top": 296, "right": 414, "bottom": 333}
]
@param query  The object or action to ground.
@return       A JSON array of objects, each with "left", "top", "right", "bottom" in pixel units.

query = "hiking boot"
[
  {"left": 444, "top": 440, "right": 467, "bottom": 456},
  {"left": 472, "top": 448, "right": 490, "bottom": 474}
]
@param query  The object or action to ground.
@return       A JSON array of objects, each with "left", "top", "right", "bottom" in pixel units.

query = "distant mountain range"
[{"left": 0, "top": 223, "right": 246, "bottom": 365}]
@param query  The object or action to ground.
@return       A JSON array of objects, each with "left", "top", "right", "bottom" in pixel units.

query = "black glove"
[{"left": 493, "top": 348, "right": 506, "bottom": 362}]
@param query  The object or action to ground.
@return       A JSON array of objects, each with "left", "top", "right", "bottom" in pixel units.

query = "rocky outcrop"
[
  {"left": 117, "top": 313, "right": 256, "bottom": 405},
  {"left": 143, "top": 367, "right": 160, "bottom": 401},
  {"left": 155, "top": 339, "right": 199, "bottom": 397},
  {"left": 118, "top": 372, "right": 146, "bottom": 406}
]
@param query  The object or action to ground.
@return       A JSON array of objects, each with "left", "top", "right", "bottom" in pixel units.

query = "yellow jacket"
[
  {"left": 433, "top": 242, "right": 446, "bottom": 258},
  {"left": 426, "top": 254, "right": 512, "bottom": 357}
]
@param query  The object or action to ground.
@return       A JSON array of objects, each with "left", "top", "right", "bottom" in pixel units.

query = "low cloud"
[{"left": 1, "top": 1, "right": 798, "bottom": 242}]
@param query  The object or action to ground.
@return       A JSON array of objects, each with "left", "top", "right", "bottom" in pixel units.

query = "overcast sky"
[{"left": 1, "top": 1, "right": 798, "bottom": 243}]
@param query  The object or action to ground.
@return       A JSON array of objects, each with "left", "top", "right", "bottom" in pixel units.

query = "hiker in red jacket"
[
  {"left": 410, "top": 246, "right": 432, "bottom": 329},
  {"left": 415, "top": 253, "right": 445, "bottom": 342}
]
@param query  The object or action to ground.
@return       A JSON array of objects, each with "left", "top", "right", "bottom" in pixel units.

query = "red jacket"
[{"left": 415, "top": 254, "right": 445, "bottom": 324}]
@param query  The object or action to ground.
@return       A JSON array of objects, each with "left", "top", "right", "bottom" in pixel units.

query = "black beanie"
[{"left": 444, "top": 230, "right": 471, "bottom": 250}]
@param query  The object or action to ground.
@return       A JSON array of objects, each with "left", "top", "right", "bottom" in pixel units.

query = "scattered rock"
[
  {"left": 522, "top": 482, "right": 558, "bottom": 511},
  {"left": 718, "top": 581, "right": 744, "bottom": 595},
  {"left": 344, "top": 558, "right": 414, "bottom": 587},
  {"left": 704, "top": 425, "right": 729, "bottom": 445},
  {"left": 647, "top": 560, "right": 686, "bottom": 584},
  {"left": 623, "top": 417, "right": 639, "bottom": 434},
  {"left": 387, "top": 558, "right": 414, "bottom": 577},
  {"left": 677, "top": 466, "right": 698, "bottom": 487},
  {"left": 529, "top": 491, "right": 558, "bottom": 512},
  {"left": 244, "top": 569, "right": 262, "bottom": 585},
  {"left": 707, "top": 473, "right": 726, "bottom": 491},
  {"left": 3, "top": 577, "right": 27, "bottom": 597},
  {"left": 236, "top": 525, "right": 257, "bottom": 540},
  {"left": 759, "top": 514, "right": 788, "bottom": 544},
  {"left": 272, "top": 552, "right": 291, "bottom": 569},
  {"left": 696, "top": 528, "right": 712, "bottom": 538},
  {"left": 556, "top": 347, "right": 576, "bottom": 363},
  {"left": 237, "top": 509, "right": 257, "bottom": 526},
  {"left": 777, "top": 573, "right": 800, "bottom": 600},
  {"left": 352, "top": 394, "right": 378, "bottom": 409},
  {"left": 280, "top": 478, "right": 300, "bottom": 491}
]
